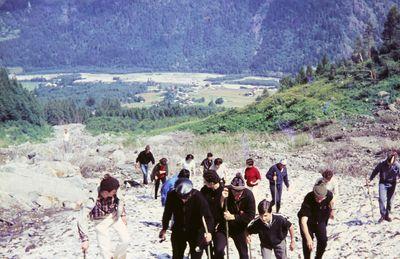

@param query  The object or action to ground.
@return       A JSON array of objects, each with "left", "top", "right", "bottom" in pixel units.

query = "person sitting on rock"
[
  {"left": 367, "top": 151, "right": 400, "bottom": 222},
  {"left": 151, "top": 158, "right": 169, "bottom": 200},
  {"left": 77, "top": 174, "right": 129, "bottom": 259}
]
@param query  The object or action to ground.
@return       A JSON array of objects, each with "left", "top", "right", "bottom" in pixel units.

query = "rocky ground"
[{"left": 0, "top": 120, "right": 400, "bottom": 258}]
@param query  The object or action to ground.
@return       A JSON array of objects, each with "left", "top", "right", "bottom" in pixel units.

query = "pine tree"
[
  {"left": 363, "top": 21, "right": 375, "bottom": 58},
  {"left": 382, "top": 6, "right": 400, "bottom": 52},
  {"left": 306, "top": 65, "right": 313, "bottom": 82},
  {"left": 296, "top": 67, "right": 307, "bottom": 85}
]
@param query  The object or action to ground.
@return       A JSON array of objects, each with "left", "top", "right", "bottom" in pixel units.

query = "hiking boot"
[
  {"left": 378, "top": 217, "right": 385, "bottom": 223},
  {"left": 385, "top": 215, "right": 392, "bottom": 222}
]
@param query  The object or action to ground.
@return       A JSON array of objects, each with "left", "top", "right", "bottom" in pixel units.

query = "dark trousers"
[
  {"left": 154, "top": 177, "right": 166, "bottom": 199},
  {"left": 270, "top": 184, "right": 283, "bottom": 213},
  {"left": 300, "top": 221, "right": 327, "bottom": 259},
  {"left": 171, "top": 230, "right": 203, "bottom": 259},
  {"left": 213, "top": 230, "right": 249, "bottom": 259}
]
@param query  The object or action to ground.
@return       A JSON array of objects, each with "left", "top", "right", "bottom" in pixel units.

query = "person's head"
[
  {"left": 174, "top": 178, "right": 193, "bottom": 203},
  {"left": 230, "top": 173, "right": 246, "bottom": 198},
  {"left": 258, "top": 199, "right": 273, "bottom": 222},
  {"left": 159, "top": 158, "right": 168, "bottom": 166},
  {"left": 145, "top": 145, "right": 151, "bottom": 153},
  {"left": 321, "top": 169, "right": 334, "bottom": 182},
  {"left": 207, "top": 152, "right": 213, "bottom": 161},
  {"left": 203, "top": 170, "right": 221, "bottom": 190},
  {"left": 178, "top": 169, "right": 190, "bottom": 179},
  {"left": 99, "top": 174, "right": 120, "bottom": 199},
  {"left": 277, "top": 159, "right": 287, "bottom": 170},
  {"left": 246, "top": 158, "right": 254, "bottom": 168},
  {"left": 214, "top": 158, "right": 223, "bottom": 168},
  {"left": 185, "top": 154, "right": 194, "bottom": 162},
  {"left": 313, "top": 179, "right": 328, "bottom": 203},
  {"left": 387, "top": 151, "right": 398, "bottom": 165}
]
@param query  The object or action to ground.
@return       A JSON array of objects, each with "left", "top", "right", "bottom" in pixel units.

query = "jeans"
[
  {"left": 95, "top": 214, "right": 130, "bottom": 259},
  {"left": 261, "top": 239, "right": 287, "bottom": 259},
  {"left": 300, "top": 221, "right": 327, "bottom": 259},
  {"left": 140, "top": 164, "right": 149, "bottom": 184},
  {"left": 379, "top": 182, "right": 396, "bottom": 217},
  {"left": 213, "top": 230, "right": 249, "bottom": 259},
  {"left": 270, "top": 184, "right": 283, "bottom": 213}
]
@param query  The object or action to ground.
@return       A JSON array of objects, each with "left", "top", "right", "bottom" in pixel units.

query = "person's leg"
[
  {"left": 141, "top": 164, "right": 148, "bottom": 185},
  {"left": 171, "top": 231, "right": 187, "bottom": 259},
  {"left": 154, "top": 179, "right": 160, "bottom": 199},
  {"left": 213, "top": 231, "right": 227, "bottom": 259},
  {"left": 231, "top": 232, "right": 249, "bottom": 259},
  {"left": 314, "top": 222, "right": 328, "bottom": 259},
  {"left": 276, "top": 184, "right": 283, "bottom": 213},
  {"left": 270, "top": 184, "right": 276, "bottom": 210},
  {"left": 386, "top": 183, "right": 396, "bottom": 218},
  {"left": 95, "top": 215, "right": 114, "bottom": 259},
  {"left": 378, "top": 183, "right": 388, "bottom": 218},
  {"left": 261, "top": 246, "right": 273, "bottom": 259},
  {"left": 273, "top": 239, "right": 287, "bottom": 259},
  {"left": 112, "top": 218, "right": 130, "bottom": 259}
]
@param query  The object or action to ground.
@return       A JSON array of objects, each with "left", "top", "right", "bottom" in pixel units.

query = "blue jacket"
[
  {"left": 266, "top": 164, "right": 289, "bottom": 187},
  {"left": 161, "top": 175, "right": 179, "bottom": 206}
]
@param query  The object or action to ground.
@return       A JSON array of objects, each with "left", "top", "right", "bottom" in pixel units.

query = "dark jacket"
[
  {"left": 162, "top": 189, "right": 214, "bottom": 235},
  {"left": 369, "top": 161, "right": 400, "bottom": 184},
  {"left": 297, "top": 191, "right": 333, "bottom": 225},
  {"left": 200, "top": 184, "right": 224, "bottom": 230},
  {"left": 247, "top": 215, "right": 292, "bottom": 249},
  {"left": 266, "top": 164, "right": 289, "bottom": 187},
  {"left": 224, "top": 188, "right": 255, "bottom": 234},
  {"left": 151, "top": 163, "right": 169, "bottom": 181},
  {"left": 136, "top": 150, "right": 155, "bottom": 165}
]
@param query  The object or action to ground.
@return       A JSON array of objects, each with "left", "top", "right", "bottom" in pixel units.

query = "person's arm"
[
  {"left": 369, "top": 163, "right": 381, "bottom": 182},
  {"left": 300, "top": 216, "right": 313, "bottom": 251},
  {"left": 136, "top": 152, "right": 142, "bottom": 164},
  {"left": 161, "top": 192, "right": 173, "bottom": 231},
  {"left": 77, "top": 197, "right": 95, "bottom": 253},
  {"left": 283, "top": 169, "right": 289, "bottom": 188},
  {"left": 199, "top": 193, "right": 214, "bottom": 242},
  {"left": 150, "top": 153, "right": 155, "bottom": 164},
  {"left": 288, "top": 224, "right": 295, "bottom": 251},
  {"left": 230, "top": 191, "right": 256, "bottom": 225},
  {"left": 266, "top": 166, "right": 273, "bottom": 181}
]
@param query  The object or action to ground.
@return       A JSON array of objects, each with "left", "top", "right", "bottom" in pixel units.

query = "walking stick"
[
  {"left": 202, "top": 216, "right": 212, "bottom": 259},
  {"left": 248, "top": 242, "right": 252, "bottom": 259},
  {"left": 365, "top": 176, "right": 375, "bottom": 221},
  {"left": 274, "top": 171, "right": 278, "bottom": 213},
  {"left": 224, "top": 200, "right": 230, "bottom": 259}
]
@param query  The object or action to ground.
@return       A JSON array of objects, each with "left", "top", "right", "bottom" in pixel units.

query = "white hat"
[{"left": 279, "top": 159, "right": 287, "bottom": 166}]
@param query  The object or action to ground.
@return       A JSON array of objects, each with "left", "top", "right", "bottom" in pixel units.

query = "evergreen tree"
[
  {"left": 382, "top": 6, "right": 400, "bottom": 52},
  {"left": 306, "top": 65, "right": 313, "bottom": 82},
  {"left": 296, "top": 67, "right": 307, "bottom": 85},
  {"left": 363, "top": 21, "right": 375, "bottom": 58},
  {"left": 280, "top": 76, "right": 295, "bottom": 89}
]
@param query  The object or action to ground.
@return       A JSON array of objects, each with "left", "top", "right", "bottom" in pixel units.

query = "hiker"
[
  {"left": 367, "top": 151, "right": 400, "bottom": 222},
  {"left": 266, "top": 159, "right": 289, "bottom": 213},
  {"left": 159, "top": 178, "right": 213, "bottom": 259},
  {"left": 161, "top": 169, "right": 190, "bottom": 206},
  {"left": 298, "top": 180, "right": 334, "bottom": 259},
  {"left": 201, "top": 152, "right": 214, "bottom": 174},
  {"left": 63, "top": 127, "right": 70, "bottom": 153},
  {"left": 200, "top": 170, "right": 225, "bottom": 256},
  {"left": 210, "top": 158, "right": 229, "bottom": 182},
  {"left": 178, "top": 154, "right": 196, "bottom": 177},
  {"left": 77, "top": 174, "right": 129, "bottom": 259},
  {"left": 214, "top": 173, "right": 256, "bottom": 259},
  {"left": 244, "top": 158, "right": 261, "bottom": 200},
  {"left": 151, "top": 158, "right": 169, "bottom": 200},
  {"left": 246, "top": 200, "right": 295, "bottom": 259},
  {"left": 135, "top": 145, "right": 155, "bottom": 185},
  {"left": 316, "top": 169, "right": 339, "bottom": 217}
]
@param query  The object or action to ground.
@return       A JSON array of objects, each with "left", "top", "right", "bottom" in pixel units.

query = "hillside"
[{"left": 0, "top": 0, "right": 397, "bottom": 73}]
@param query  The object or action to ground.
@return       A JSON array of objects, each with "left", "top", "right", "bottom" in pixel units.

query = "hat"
[
  {"left": 313, "top": 180, "right": 328, "bottom": 197},
  {"left": 203, "top": 170, "right": 220, "bottom": 184},
  {"left": 175, "top": 178, "right": 193, "bottom": 199},
  {"left": 279, "top": 159, "right": 287, "bottom": 166},
  {"left": 230, "top": 173, "right": 246, "bottom": 191}
]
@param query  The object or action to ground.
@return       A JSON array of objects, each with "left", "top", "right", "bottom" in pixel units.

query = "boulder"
[
  {"left": 34, "top": 161, "right": 80, "bottom": 178},
  {"left": 378, "top": 91, "right": 389, "bottom": 98},
  {"left": 110, "top": 150, "right": 126, "bottom": 165},
  {"left": 79, "top": 155, "right": 115, "bottom": 178}
]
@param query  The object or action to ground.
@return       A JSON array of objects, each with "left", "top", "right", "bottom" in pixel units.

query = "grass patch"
[{"left": 0, "top": 121, "right": 53, "bottom": 147}]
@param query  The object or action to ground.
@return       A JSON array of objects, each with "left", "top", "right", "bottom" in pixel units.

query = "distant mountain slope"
[{"left": 0, "top": 0, "right": 397, "bottom": 73}]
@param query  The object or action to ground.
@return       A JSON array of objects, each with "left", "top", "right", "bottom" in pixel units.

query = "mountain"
[{"left": 0, "top": 0, "right": 397, "bottom": 73}]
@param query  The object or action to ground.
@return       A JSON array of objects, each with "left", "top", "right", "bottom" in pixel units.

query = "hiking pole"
[
  {"left": 274, "top": 171, "right": 278, "bottom": 213},
  {"left": 224, "top": 200, "right": 230, "bottom": 259},
  {"left": 365, "top": 176, "right": 375, "bottom": 221},
  {"left": 248, "top": 242, "right": 253, "bottom": 259},
  {"left": 201, "top": 216, "right": 212, "bottom": 259}
]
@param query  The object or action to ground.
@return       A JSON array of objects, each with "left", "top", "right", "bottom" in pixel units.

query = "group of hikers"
[{"left": 77, "top": 146, "right": 400, "bottom": 259}]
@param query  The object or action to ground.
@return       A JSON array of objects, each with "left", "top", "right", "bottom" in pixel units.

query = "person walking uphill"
[
  {"left": 367, "top": 151, "right": 400, "bottom": 222},
  {"left": 214, "top": 173, "right": 256, "bottom": 259},
  {"left": 161, "top": 169, "right": 190, "bottom": 207},
  {"left": 246, "top": 200, "right": 295, "bottom": 259},
  {"left": 151, "top": 158, "right": 169, "bottom": 199},
  {"left": 77, "top": 174, "right": 129, "bottom": 259},
  {"left": 159, "top": 178, "right": 213, "bottom": 259},
  {"left": 266, "top": 159, "right": 289, "bottom": 213},
  {"left": 201, "top": 153, "right": 214, "bottom": 174},
  {"left": 136, "top": 145, "right": 155, "bottom": 185},
  {"left": 298, "top": 180, "right": 334, "bottom": 259}
]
